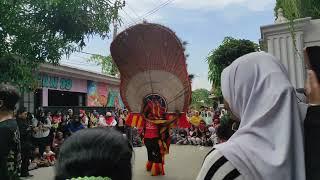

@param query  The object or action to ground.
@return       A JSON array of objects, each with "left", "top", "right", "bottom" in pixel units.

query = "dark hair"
[
  {"left": 55, "top": 128, "right": 133, "bottom": 180},
  {"left": 216, "top": 123, "right": 234, "bottom": 141},
  {"left": 17, "top": 107, "right": 27, "bottom": 115},
  {"left": 0, "top": 83, "right": 20, "bottom": 111}
]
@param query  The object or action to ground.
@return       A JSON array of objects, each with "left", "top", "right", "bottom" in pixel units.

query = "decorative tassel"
[
  {"left": 146, "top": 161, "right": 152, "bottom": 171},
  {"left": 151, "top": 163, "right": 164, "bottom": 176}
]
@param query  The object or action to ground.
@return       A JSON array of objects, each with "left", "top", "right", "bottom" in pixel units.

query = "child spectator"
[
  {"left": 176, "top": 129, "right": 188, "bottom": 145},
  {"left": 43, "top": 145, "right": 56, "bottom": 166},
  {"left": 52, "top": 131, "right": 64, "bottom": 154},
  {"left": 30, "top": 147, "right": 50, "bottom": 169}
]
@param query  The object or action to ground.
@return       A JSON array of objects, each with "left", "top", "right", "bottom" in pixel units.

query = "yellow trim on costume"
[
  {"left": 137, "top": 116, "right": 143, "bottom": 127},
  {"left": 132, "top": 115, "right": 138, "bottom": 126}
]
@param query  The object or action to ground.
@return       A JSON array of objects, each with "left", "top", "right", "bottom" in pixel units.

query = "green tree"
[
  {"left": 0, "top": 0, "right": 124, "bottom": 91},
  {"left": 275, "top": 0, "right": 320, "bottom": 19},
  {"left": 191, "top": 88, "right": 213, "bottom": 110},
  {"left": 88, "top": 54, "right": 119, "bottom": 76},
  {"left": 207, "top": 37, "right": 258, "bottom": 96}
]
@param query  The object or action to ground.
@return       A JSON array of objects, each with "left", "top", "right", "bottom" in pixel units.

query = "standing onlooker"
[
  {"left": 32, "top": 110, "right": 52, "bottom": 155},
  {"left": 0, "top": 83, "right": 21, "bottom": 179},
  {"left": 52, "top": 132, "right": 64, "bottom": 155},
  {"left": 79, "top": 110, "right": 88, "bottom": 128},
  {"left": 67, "top": 115, "right": 84, "bottom": 134},
  {"left": 117, "top": 110, "right": 125, "bottom": 133},
  {"left": 52, "top": 111, "right": 62, "bottom": 132},
  {"left": 304, "top": 69, "right": 320, "bottom": 180},
  {"left": 57, "top": 115, "right": 69, "bottom": 138},
  {"left": 16, "top": 107, "right": 33, "bottom": 177},
  {"left": 66, "top": 109, "right": 74, "bottom": 121}
]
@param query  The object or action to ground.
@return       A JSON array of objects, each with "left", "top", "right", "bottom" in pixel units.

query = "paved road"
[{"left": 26, "top": 145, "right": 211, "bottom": 180}]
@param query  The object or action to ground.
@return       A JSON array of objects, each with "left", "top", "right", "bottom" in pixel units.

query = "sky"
[{"left": 61, "top": 0, "right": 276, "bottom": 90}]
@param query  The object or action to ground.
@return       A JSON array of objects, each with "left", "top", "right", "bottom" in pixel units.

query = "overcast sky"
[{"left": 61, "top": 0, "right": 276, "bottom": 90}]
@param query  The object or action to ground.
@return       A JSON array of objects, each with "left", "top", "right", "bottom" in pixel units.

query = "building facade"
[{"left": 22, "top": 63, "right": 122, "bottom": 113}]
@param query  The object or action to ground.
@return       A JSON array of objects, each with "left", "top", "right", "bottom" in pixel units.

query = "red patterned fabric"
[{"left": 144, "top": 121, "right": 159, "bottom": 139}]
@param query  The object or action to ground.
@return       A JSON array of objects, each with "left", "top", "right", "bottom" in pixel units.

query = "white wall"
[{"left": 260, "top": 17, "right": 320, "bottom": 89}]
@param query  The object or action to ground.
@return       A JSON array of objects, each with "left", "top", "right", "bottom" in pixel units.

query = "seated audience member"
[
  {"left": 30, "top": 147, "right": 50, "bottom": 169},
  {"left": 197, "top": 52, "right": 305, "bottom": 180},
  {"left": 105, "top": 112, "right": 117, "bottom": 127},
  {"left": 52, "top": 132, "right": 64, "bottom": 154},
  {"left": 189, "top": 111, "right": 202, "bottom": 127},
  {"left": 176, "top": 129, "right": 188, "bottom": 145},
  {"left": 208, "top": 126, "right": 218, "bottom": 145},
  {"left": 204, "top": 130, "right": 213, "bottom": 146},
  {"left": 43, "top": 145, "right": 56, "bottom": 166},
  {"left": 55, "top": 128, "right": 133, "bottom": 180},
  {"left": 187, "top": 126, "right": 195, "bottom": 144},
  {"left": 97, "top": 115, "right": 107, "bottom": 127},
  {"left": 189, "top": 127, "right": 201, "bottom": 145},
  {"left": 79, "top": 110, "right": 89, "bottom": 128}
]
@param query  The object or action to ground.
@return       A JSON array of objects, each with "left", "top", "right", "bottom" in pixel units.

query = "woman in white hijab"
[{"left": 197, "top": 52, "right": 305, "bottom": 180}]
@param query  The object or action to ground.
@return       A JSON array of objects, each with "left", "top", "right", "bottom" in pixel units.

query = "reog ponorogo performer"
[{"left": 111, "top": 22, "right": 192, "bottom": 176}]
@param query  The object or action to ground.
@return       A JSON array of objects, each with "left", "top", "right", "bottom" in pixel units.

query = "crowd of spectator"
[
  {"left": 171, "top": 106, "right": 238, "bottom": 147},
  {"left": 17, "top": 107, "right": 140, "bottom": 176},
  {"left": 15, "top": 103, "right": 236, "bottom": 177}
]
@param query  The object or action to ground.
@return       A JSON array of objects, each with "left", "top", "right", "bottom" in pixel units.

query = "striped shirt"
[{"left": 197, "top": 148, "right": 244, "bottom": 180}]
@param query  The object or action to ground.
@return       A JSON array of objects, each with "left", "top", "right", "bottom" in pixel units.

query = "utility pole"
[
  {"left": 111, "top": 20, "right": 119, "bottom": 77},
  {"left": 113, "top": 21, "right": 118, "bottom": 40}
]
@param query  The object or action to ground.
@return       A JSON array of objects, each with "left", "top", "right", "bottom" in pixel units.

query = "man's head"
[
  {"left": 106, "top": 112, "right": 112, "bottom": 117},
  {"left": 68, "top": 109, "right": 73, "bottom": 116},
  {"left": 17, "top": 107, "right": 27, "bottom": 120},
  {"left": 0, "top": 83, "right": 20, "bottom": 113}
]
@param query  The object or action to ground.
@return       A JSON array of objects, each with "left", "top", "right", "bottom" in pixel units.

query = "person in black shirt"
[
  {"left": 16, "top": 107, "right": 33, "bottom": 177},
  {"left": 304, "top": 70, "right": 320, "bottom": 180},
  {"left": 0, "top": 83, "right": 21, "bottom": 179}
]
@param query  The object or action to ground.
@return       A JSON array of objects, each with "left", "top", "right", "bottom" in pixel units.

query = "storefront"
[{"left": 22, "top": 63, "right": 123, "bottom": 113}]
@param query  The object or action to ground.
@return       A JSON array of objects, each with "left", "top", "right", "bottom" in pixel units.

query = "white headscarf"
[{"left": 215, "top": 52, "right": 305, "bottom": 180}]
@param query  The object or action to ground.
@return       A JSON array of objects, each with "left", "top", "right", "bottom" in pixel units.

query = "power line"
[
  {"left": 126, "top": 0, "right": 175, "bottom": 27},
  {"left": 125, "top": 2, "right": 140, "bottom": 19},
  {"left": 121, "top": 9, "right": 136, "bottom": 24}
]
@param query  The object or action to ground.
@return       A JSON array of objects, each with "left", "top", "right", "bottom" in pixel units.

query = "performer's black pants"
[
  {"left": 21, "top": 148, "right": 31, "bottom": 176},
  {"left": 144, "top": 138, "right": 162, "bottom": 163}
]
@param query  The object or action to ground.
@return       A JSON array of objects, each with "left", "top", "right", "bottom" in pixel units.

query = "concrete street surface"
[{"left": 25, "top": 145, "right": 211, "bottom": 180}]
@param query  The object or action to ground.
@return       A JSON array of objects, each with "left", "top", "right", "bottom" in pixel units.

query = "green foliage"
[
  {"left": 191, "top": 89, "right": 213, "bottom": 110},
  {"left": 275, "top": 0, "right": 320, "bottom": 19},
  {"left": 207, "top": 37, "right": 258, "bottom": 96},
  {"left": 0, "top": 0, "right": 124, "bottom": 91},
  {"left": 88, "top": 54, "right": 119, "bottom": 76}
]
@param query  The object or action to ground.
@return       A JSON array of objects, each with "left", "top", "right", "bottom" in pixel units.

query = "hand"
[{"left": 305, "top": 70, "right": 320, "bottom": 105}]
